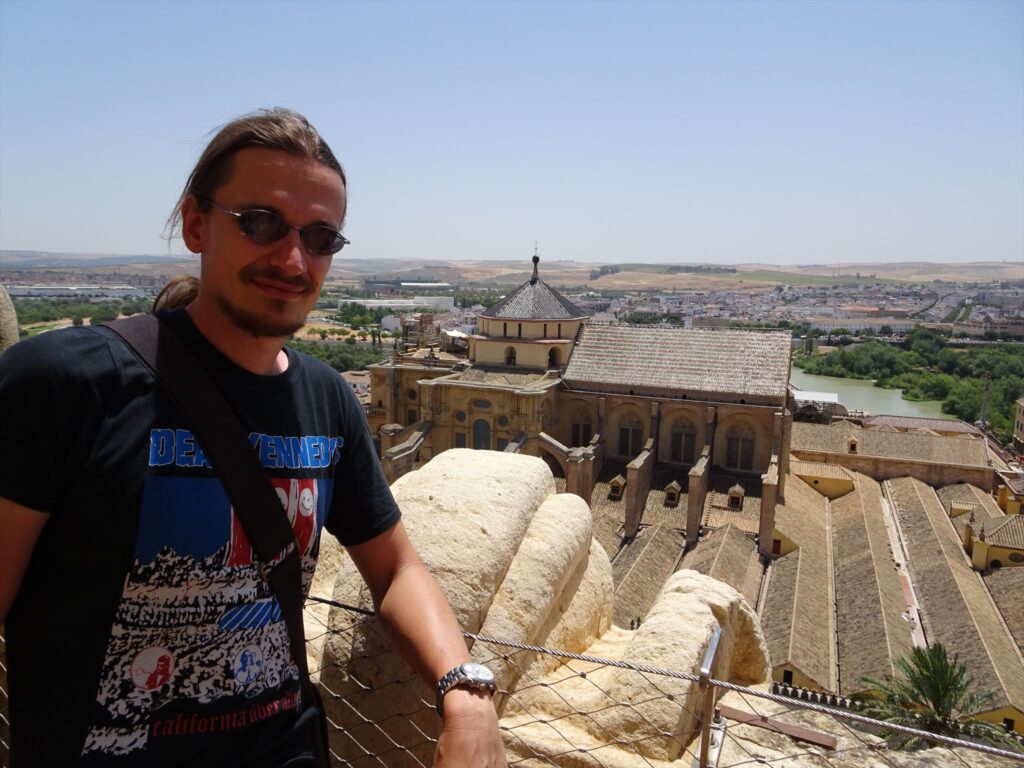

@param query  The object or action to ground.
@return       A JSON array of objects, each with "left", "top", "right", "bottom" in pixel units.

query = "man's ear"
[{"left": 180, "top": 196, "right": 206, "bottom": 255}]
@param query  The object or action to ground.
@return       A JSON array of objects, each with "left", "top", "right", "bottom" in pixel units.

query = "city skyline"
[{"left": 1, "top": 0, "right": 1021, "bottom": 265}]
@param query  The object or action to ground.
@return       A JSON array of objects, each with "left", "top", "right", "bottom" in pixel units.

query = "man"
[{"left": 0, "top": 109, "right": 506, "bottom": 767}]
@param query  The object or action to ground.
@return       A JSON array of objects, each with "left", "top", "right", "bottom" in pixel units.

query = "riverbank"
[{"left": 790, "top": 367, "right": 954, "bottom": 420}]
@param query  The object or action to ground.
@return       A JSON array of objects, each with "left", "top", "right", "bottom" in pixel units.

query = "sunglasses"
[{"left": 200, "top": 197, "right": 350, "bottom": 256}]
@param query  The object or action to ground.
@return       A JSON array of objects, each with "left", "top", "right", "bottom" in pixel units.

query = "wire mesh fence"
[{"left": 3, "top": 595, "right": 1024, "bottom": 767}]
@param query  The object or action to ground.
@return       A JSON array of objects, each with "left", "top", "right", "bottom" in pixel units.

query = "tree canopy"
[
  {"left": 857, "top": 644, "right": 1019, "bottom": 751},
  {"left": 796, "top": 328, "right": 1024, "bottom": 443}
]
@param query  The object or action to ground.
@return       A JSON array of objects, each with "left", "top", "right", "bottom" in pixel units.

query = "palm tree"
[{"left": 857, "top": 644, "right": 1019, "bottom": 751}]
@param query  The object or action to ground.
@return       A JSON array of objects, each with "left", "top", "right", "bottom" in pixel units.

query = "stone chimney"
[{"left": 758, "top": 457, "right": 780, "bottom": 558}]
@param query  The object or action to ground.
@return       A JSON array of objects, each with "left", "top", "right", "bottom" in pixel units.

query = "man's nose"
[{"left": 267, "top": 229, "right": 308, "bottom": 275}]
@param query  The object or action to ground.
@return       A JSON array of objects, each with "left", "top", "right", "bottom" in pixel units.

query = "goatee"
[{"left": 216, "top": 294, "right": 307, "bottom": 338}]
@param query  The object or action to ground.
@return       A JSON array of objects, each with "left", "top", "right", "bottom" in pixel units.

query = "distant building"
[
  {"left": 344, "top": 296, "right": 455, "bottom": 312},
  {"left": 5, "top": 284, "right": 150, "bottom": 298},
  {"left": 804, "top": 317, "right": 916, "bottom": 334}
]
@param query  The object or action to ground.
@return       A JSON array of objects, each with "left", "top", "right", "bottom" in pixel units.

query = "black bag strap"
[{"left": 103, "top": 314, "right": 315, "bottom": 704}]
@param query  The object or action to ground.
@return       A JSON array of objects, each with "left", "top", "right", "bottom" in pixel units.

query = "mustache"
[{"left": 239, "top": 265, "right": 314, "bottom": 292}]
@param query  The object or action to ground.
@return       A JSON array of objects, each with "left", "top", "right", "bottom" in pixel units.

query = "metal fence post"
[{"left": 697, "top": 626, "right": 722, "bottom": 768}]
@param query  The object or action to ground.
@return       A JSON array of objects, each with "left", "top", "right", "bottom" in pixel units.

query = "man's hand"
[{"left": 433, "top": 688, "right": 507, "bottom": 767}]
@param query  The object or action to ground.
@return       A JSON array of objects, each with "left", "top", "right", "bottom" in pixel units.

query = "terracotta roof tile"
[
  {"left": 885, "top": 476, "right": 1024, "bottom": 712},
  {"left": 984, "top": 567, "right": 1024, "bottom": 657},
  {"left": 979, "top": 515, "right": 1024, "bottom": 550},
  {"left": 679, "top": 524, "right": 762, "bottom": 606},
  {"left": 762, "top": 477, "right": 835, "bottom": 690},
  {"left": 563, "top": 326, "right": 791, "bottom": 401},
  {"left": 481, "top": 278, "right": 587, "bottom": 321},
  {"left": 863, "top": 415, "right": 981, "bottom": 435},
  {"left": 611, "top": 524, "right": 685, "bottom": 626},
  {"left": 831, "top": 473, "right": 915, "bottom": 695},
  {"left": 791, "top": 422, "right": 989, "bottom": 468}
]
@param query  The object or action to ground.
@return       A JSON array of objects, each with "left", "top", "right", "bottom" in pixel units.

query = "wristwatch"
[{"left": 435, "top": 662, "right": 496, "bottom": 714}]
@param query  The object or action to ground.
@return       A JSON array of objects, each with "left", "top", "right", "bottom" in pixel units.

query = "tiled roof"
[
  {"left": 611, "top": 523, "right": 685, "bottom": 626},
  {"left": 863, "top": 415, "right": 981, "bottom": 435},
  {"left": 449, "top": 367, "right": 555, "bottom": 388},
  {"left": 702, "top": 476, "right": 762, "bottom": 535},
  {"left": 789, "top": 460, "right": 854, "bottom": 482},
  {"left": 984, "top": 567, "right": 1024, "bottom": 658},
  {"left": 481, "top": 260, "right": 587, "bottom": 321},
  {"left": 936, "top": 483, "right": 1004, "bottom": 535},
  {"left": 638, "top": 480, "right": 688, "bottom": 531},
  {"left": 885, "top": 476, "right": 1024, "bottom": 712},
  {"left": 1000, "top": 470, "right": 1024, "bottom": 495},
  {"left": 762, "top": 477, "right": 835, "bottom": 690},
  {"left": 831, "top": 473, "right": 915, "bottom": 696},
  {"left": 678, "top": 524, "right": 762, "bottom": 607},
  {"left": 791, "top": 422, "right": 989, "bottom": 468},
  {"left": 979, "top": 515, "right": 1024, "bottom": 550},
  {"left": 563, "top": 326, "right": 791, "bottom": 401}
]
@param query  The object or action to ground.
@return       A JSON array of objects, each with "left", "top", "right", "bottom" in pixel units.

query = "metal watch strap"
[{"left": 435, "top": 663, "right": 496, "bottom": 715}]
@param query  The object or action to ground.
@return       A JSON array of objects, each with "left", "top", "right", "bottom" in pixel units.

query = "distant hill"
[
  {"left": 2, "top": 252, "right": 1018, "bottom": 291},
  {"left": 0, "top": 250, "right": 191, "bottom": 268}
]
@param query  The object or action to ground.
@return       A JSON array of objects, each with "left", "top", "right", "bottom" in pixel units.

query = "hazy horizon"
[
  {"left": 1, "top": 1, "right": 1021, "bottom": 265},
  {"left": 2, "top": 248, "right": 1021, "bottom": 272}
]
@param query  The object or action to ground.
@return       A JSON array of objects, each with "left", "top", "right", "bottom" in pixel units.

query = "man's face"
[{"left": 182, "top": 147, "right": 346, "bottom": 339}]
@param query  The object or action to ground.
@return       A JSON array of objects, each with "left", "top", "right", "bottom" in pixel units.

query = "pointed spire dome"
[{"left": 481, "top": 250, "right": 588, "bottom": 321}]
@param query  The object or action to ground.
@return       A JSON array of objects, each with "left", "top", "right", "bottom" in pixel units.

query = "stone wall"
[
  {"left": 310, "top": 450, "right": 769, "bottom": 767},
  {"left": 790, "top": 449, "right": 994, "bottom": 491}
]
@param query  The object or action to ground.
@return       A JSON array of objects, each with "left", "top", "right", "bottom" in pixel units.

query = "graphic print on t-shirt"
[{"left": 80, "top": 428, "right": 339, "bottom": 759}]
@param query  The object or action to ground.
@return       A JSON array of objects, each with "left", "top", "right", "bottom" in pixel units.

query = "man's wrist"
[{"left": 439, "top": 687, "right": 498, "bottom": 720}]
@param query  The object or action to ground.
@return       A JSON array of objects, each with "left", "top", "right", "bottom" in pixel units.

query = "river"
[{"left": 789, "top": 366, "right": 955, "bottom": 420}]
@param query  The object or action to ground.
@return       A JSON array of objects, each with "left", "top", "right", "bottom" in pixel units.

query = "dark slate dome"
[{"left": 480, "top": 255, "right": 588, "bottom": 321}]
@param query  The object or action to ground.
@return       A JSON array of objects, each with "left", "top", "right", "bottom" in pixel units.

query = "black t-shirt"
[{"left": 0, "top": 309, "right": 401, "bottom": 767}]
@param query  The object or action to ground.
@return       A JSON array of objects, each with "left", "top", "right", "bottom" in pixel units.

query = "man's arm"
[
  {"left": 346, "top": 520, "right": 507, "bottom": 767},
  {"left": 0, "top": 497, "right": 49, "bottom": 623}
]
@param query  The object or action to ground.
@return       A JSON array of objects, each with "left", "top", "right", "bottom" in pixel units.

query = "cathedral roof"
[
  {"left": 480, "top": 255, "right": 588, "bottom": 321},
  {"left": 563, "top": 325, "right": 791, "bottom": 402},
  {"left": 791, "top": 422, "right": 990, "bottom": 468},
  {"left": 886, "top": 476, "right": 1024, "bottom": 712}
]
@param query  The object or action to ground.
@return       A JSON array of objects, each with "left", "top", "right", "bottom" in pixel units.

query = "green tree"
[{"left": 858, "top": 644, "right": 1017, "bottom": 751}]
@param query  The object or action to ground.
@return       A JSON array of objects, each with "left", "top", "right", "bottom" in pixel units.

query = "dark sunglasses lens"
[
  {"left": 238, "top": 210, "right": 288, "bottom": 243},
  {"left": 302, "top": 226, "right": 344, "bottom": 256}
]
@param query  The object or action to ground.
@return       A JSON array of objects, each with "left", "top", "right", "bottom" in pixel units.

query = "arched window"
[
  {"left": 472, "top": 419, "right": 491, "bottom": 450},
  {"left": 571, "top": 409, "right": 592, "bottom": 447},
  {"left": 547, "top": 347, "right": 559, "bottom": 368},
  {"left": 504, "top": 346, "right": 516, "bottom": 365},
  {"left": 618, "top": 417, "right": 643, "bottom": 457},
  {"left": 725, "top": 424, "right": 755, "bottom": 471},
  {"left": 670, "top": 419, "right": 697, "bottom": 464}
]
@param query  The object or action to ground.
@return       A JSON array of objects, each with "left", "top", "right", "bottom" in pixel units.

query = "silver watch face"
[{"left": 461, "top": 663, "right": 495, "bottom": 684}]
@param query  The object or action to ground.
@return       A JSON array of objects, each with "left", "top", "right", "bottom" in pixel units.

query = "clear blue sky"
[{"left": 1, "top": 0, "right": 1021, "bottom": 265}]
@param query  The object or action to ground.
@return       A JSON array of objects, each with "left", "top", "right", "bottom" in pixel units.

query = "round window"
[
  {"left": 498, "top": 415, "right": 509, "bottom": 427},
  {"left": 455, "top": 411, "right": 466, "bottom": 422},
  {"left": 1009, "top": 552, "right": 1024, "bottom": 564},
  {"left": 407, "top": 389, "right": 417, "bottom": 400}
]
